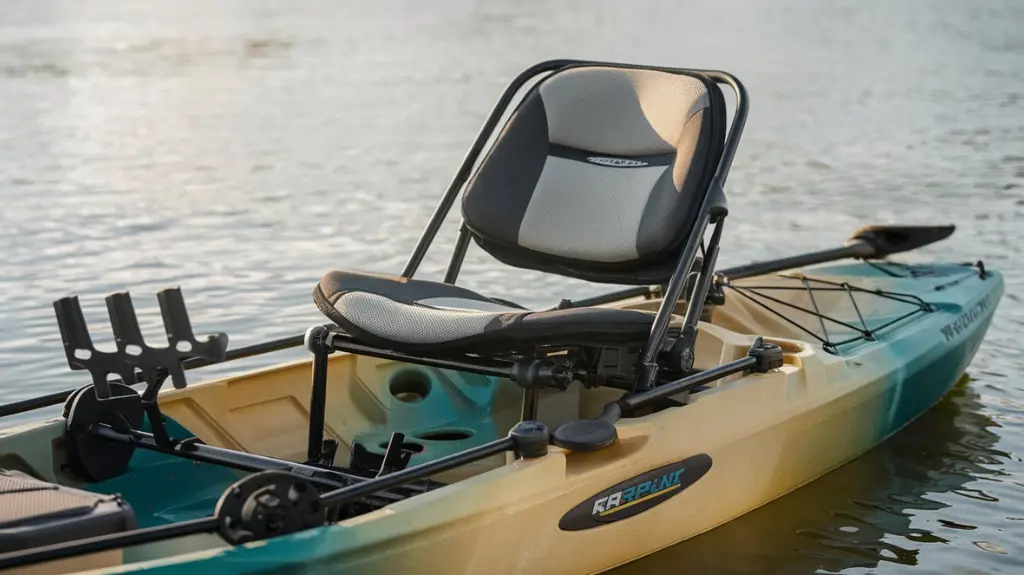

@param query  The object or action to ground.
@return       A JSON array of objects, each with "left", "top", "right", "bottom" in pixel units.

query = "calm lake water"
[{"left": 1, "top": 0, "right": 1022, "bottom": 573}]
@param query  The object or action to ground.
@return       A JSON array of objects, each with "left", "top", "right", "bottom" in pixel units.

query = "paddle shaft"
[
  {"left": 718, "top": 239, "right": 876, "bottom": 281},
  {"left": 563, "top": 241, "right": 879, "bottom": 309},
  {"left": 0, "top": 334, "right": 304, "bottom": 418}
]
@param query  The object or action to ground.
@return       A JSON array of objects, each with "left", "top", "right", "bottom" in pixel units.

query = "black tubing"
[
  {"left": 321, "top": 436, "right": 514, "bottom": 507},
  {"left": 719, "top": 242, "right": 875, "bottom": 282},
  {"left": 0, "top": 333, "right": 305, "bottom": 418},
  {"left": 0, "top": 517, "right": 218, "bottom": 571}
]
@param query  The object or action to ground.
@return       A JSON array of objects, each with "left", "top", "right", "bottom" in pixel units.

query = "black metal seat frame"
[{"left": 302, "top": 59, "right": 750, "bottom": 463}]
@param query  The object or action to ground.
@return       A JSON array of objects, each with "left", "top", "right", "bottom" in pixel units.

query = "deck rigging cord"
[{"left": 720, "top": 274, "right": 933, "bottom": 354}]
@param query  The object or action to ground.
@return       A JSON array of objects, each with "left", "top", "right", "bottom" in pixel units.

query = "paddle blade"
[{"left": 847, "top": 224, "right": 955, "bottom": 258}]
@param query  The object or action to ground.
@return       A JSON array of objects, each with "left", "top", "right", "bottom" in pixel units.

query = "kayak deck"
[{"left": 146, "top": 263, "right": 1008, "bottom": 572}]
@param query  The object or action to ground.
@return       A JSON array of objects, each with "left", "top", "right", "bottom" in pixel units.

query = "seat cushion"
[
  {"left": 314, "top": 271, "right": 656, "bottom": 353},
  {"left": 461, "top": 65, "right": 726, "bottom": 285}
]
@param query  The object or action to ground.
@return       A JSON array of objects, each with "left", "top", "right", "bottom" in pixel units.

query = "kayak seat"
[
  {"left": 315, "top": 64, "right": 726, "bottom": 356},
  {"left": 314, "top": 270, "right": 655, "bottom": 353},
  {"left": 460, "top": 65, "right": 726, "bottom": 285}
]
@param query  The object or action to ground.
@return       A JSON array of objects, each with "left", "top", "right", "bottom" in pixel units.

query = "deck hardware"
[{"left": 215, "top": 471, "right": 326, "bottom": 546}]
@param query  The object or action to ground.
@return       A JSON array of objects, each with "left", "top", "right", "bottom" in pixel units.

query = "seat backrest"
[{"left": 461, "top": 65, "right": 726, "bottom": 285}]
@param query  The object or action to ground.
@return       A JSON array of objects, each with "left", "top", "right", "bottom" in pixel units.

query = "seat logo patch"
[
  {"left": 558, "top": 453, "right": 712, "bottom": 531},
  {"left": 586, "top": 156, "right": 648, "bottom": 168}
]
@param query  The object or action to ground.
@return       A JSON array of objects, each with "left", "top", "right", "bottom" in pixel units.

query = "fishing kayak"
[{"left": 0, "top": 59, "right": 1004, "bottom": 575}]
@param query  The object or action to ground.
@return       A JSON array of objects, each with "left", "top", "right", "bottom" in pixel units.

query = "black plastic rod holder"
[
  {"left": 53, "top": 296, "right": 135, "bottom": 400},
  {"left": 52, "top": 288, "right": 229, "bottom": 403},
  {"left": 0, "top": 333, "right": 306, "bottom": 419}
]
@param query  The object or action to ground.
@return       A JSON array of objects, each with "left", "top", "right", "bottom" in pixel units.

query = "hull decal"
[
  {"left": 941, "top": 294, "right": 992, "bottom": 341},
  {"left": 558, "top": 454, "right": 712, "bottom": 531}
]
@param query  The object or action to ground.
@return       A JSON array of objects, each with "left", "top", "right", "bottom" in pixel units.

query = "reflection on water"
[{"left": 612, "top": 377, "right": 1018, "bottom": 574}]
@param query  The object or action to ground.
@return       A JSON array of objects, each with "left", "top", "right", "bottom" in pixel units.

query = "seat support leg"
[
  {"left": 672, "top": 220, "right": 725, "bottom": 374},
  {"left": 638, "top": 216, "right": 725, "bottom": 390},
  {"left": 305, "top": 326, "right": 333, "bottom": 463},
  {"left": 521, "top": 387, "right": 540, "bottom": 421}
]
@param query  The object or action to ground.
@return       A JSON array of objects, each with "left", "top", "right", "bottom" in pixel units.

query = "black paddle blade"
[{"left": 847, "top": 224, "right": 955, "bottom": 258}]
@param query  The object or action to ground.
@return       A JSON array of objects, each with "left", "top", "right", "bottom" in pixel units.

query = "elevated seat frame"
[{"left": 304, "top": 59, "right": 751, "bottom": 462}]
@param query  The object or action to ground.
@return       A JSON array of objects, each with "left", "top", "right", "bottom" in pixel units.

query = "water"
[{"left": 0, "top": 0, "right": 1021, "bottom": 572}]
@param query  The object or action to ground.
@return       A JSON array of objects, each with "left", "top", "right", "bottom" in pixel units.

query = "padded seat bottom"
[
  {"left": 0, "top": 469, "right": 137, "bottom": 553},
  {"left": 313, "top": 271, "right": 656, "bottom": 353}
]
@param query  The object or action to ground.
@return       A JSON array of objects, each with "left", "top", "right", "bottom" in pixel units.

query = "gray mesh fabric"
[
  {"left": 333, "top": 292, "right": 519, "bottom": 345},
  {"left": 459, "top": 64, "right": 721, "bottom": 282},
  {"left": 539, "top": 67, "right": 709, "bottom": 156},
  {"left": 0, "top": 471, "right": 92, "bottom": 525},
  {"left": 518, "top": 157, "right": 669, "bottom": 262},
  {"left": 508, "top": 66, "right": 712, "bottom": 263}
]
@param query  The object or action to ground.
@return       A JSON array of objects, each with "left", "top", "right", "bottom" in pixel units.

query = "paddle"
[
  {"left": 719, "top": 224, "right": 956, "bottom": 281},
  {"left": 0, "top": 333, "right": 304, "bottom": 418},
  {"left": 568, "top": 224, "right": 955, "bottom": 307}
]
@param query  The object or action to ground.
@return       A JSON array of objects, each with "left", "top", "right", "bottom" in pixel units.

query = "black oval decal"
[{"left": 558, "top": 453, "right": 712, "bottom": 531}]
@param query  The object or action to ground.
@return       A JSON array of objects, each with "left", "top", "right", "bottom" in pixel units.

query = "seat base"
[
  {"left": 314, "top": 271, "right": 658, "bottom": 354},
  {"left": 0, "top": 470, "right": 137, "bottom": 554}
]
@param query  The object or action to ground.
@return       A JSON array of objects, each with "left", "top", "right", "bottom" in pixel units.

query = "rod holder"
[{"left": 53, "top": 288, "right": 228, "bottom": 445}]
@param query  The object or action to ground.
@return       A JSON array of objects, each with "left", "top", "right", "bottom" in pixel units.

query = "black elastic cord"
[{"left": 723, "top": 274, "right": 932, "bottom": 354}]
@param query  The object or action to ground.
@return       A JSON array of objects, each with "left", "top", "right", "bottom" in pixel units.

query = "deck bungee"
[{"left": 0, "top": 60, "right": 1004, "bottom": 575}]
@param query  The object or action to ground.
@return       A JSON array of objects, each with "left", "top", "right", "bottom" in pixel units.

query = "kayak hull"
[{"left": 0, "top": 261, "right": 1002, "bottom": 575}]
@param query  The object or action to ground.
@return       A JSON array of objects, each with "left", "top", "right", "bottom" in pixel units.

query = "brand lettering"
[
  {"left": 591, "top": 469, "right": 684, "bottom": 516},
  {"left": 560, "top": 454, "right": 712, "bottom": 531},
  {"left": 940, "top": 295, "right": 991, "bottom": 342},
  {"left": 586, "top": 157, "right": 649, "bottom": 168}
]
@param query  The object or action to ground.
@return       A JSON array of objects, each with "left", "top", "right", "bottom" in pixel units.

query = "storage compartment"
[{"left": 0, "top": 469, "right": 136, "bottom": 554}]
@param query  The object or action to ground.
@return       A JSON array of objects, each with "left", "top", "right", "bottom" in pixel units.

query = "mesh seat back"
[{"left": 462, "top": 65, "right": 727, "bottom": 285}]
